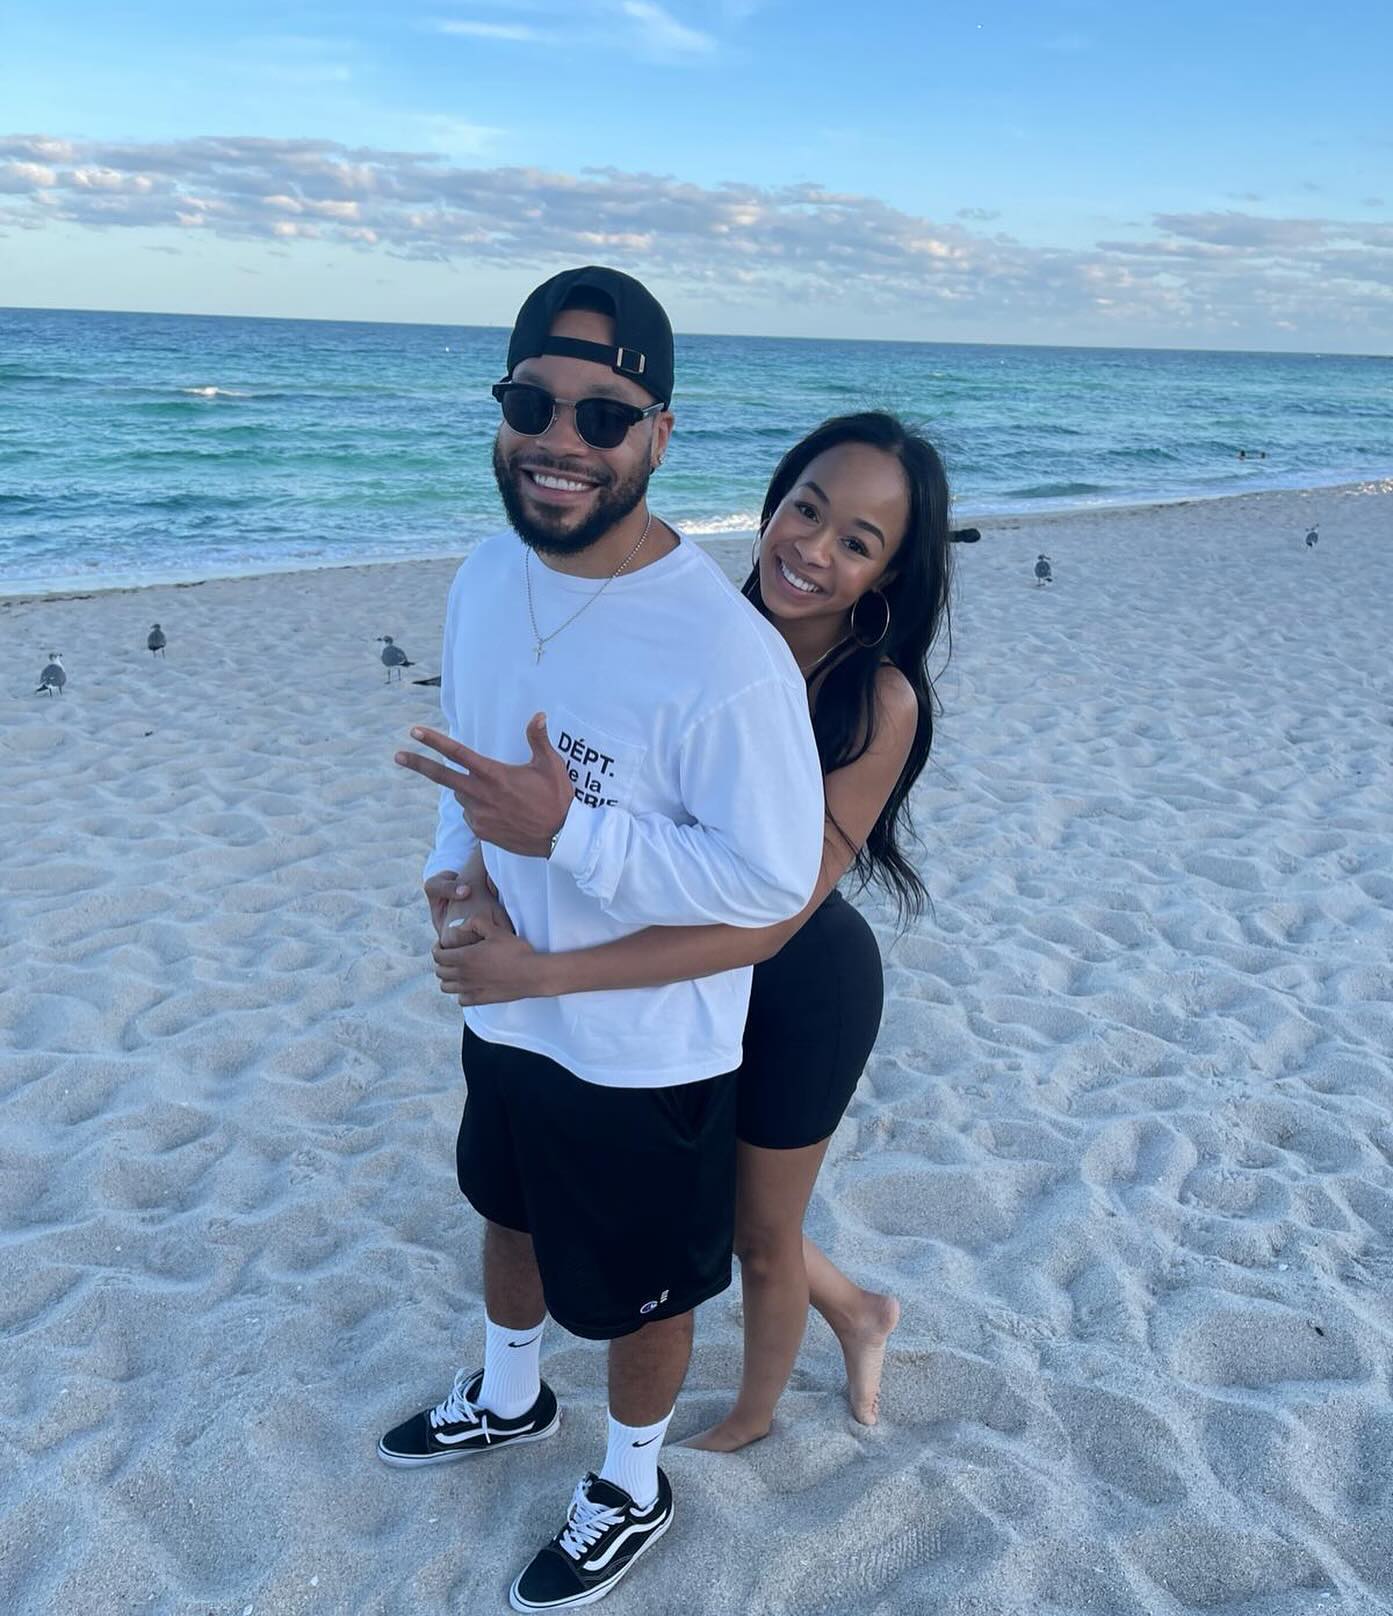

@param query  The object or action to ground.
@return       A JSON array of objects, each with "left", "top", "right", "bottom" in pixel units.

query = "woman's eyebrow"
[{"left": 803, "top": 480, "right": 886, "bottom": 548}]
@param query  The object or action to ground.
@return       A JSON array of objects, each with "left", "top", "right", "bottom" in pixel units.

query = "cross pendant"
[{"left": 533, "top": 641, "right": 545, "bottom": 664}]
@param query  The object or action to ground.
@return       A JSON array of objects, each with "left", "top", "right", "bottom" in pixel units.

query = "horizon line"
[{"left": 2, "top": 303, "right": 1387, "bottom": 364}]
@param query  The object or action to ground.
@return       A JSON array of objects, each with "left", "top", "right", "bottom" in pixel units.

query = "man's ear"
[{"left": 651, "top": 409, "right": 674, "bottom": 468}]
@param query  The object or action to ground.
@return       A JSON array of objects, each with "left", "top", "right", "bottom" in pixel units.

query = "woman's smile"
[{"left": 770, "top": 551, "right": 828, "bottom": 600}]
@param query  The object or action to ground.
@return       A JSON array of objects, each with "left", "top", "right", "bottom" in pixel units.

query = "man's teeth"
[
  {"left": 779, "top": 558, "right": 821, "bottom": 594},
  {"left": 532, "top": 471, "right": 593, "bottom": 492}
]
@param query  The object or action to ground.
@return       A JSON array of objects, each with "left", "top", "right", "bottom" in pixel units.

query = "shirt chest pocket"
[{"left": 550, "top": 706, "right": 649, "bottom": 814}]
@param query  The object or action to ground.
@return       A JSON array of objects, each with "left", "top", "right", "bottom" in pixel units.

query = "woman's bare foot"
[
  {"left": 681, "top": 1415, "right": 772, "bottom": 1453},
  {"left": 834, "top": 1290, "right": 900, "bottom": 1424}
]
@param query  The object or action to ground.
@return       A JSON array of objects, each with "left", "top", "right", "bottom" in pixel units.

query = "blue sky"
[{"left": 2, "top": 0, "right": 1389, "bottom": 349}]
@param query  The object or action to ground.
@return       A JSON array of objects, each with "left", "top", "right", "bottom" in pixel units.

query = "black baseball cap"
[{"left": 505, "top": 266, "right": 674, "bottom": 406}]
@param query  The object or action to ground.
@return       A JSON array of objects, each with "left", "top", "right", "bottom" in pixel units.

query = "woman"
[{"left": 441, "top": 412, "right": 952, "bottom": 1450}]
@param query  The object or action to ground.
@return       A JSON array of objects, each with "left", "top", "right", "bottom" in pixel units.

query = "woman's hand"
[
  {"left": 439, "top": 878, "right": 512, "bottom": 947},
  {"left": 433, "top": 924, "right": 551, "bottom": 1006},
  {"left": 423, "top": 870, "right": 462, "bottom": 941}
]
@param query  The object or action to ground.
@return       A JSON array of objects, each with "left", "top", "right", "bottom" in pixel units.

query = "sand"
[{"left": 2, "top": 480, "right": 1392, "bottom": 1615}]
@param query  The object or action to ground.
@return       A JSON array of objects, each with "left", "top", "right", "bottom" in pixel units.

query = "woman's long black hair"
[{"left": 742, "top": 412, "right": 953, "bottom": 923}]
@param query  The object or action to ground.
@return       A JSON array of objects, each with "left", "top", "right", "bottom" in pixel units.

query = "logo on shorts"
[{"left": 639, "top": 1289, "right": 670, "bottom": 1315}]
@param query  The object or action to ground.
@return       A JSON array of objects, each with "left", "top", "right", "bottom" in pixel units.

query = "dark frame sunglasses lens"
[
  {"left": 493, "top": 383, "right": 554, "bottom": 436},
  {"left": 492, "top": 382, "right": 643, "bottom": 450},
  {"left": 573, "top": 399, "right": 640, "bottom": 450}
]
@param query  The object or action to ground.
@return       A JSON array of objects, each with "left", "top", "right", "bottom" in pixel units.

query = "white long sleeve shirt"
[{"left": 424, "top": 527, "right": 824, "bottom": 1088}]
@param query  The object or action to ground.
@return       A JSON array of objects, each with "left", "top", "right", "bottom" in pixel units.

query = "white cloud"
[
  {"left": 619, "top": 1, "right": 716, "bottom": 59},
  {"left": 432, "top": 0, "right": 717, "bottom": 62},
  {"left": 409, "top": 115, "right": 506, "bottom": 158},
  {"left": 437, "top": 20, "right": 547, "bottom": 41},
  {"left": 1, "top": 132, "right": 1389, "bottom": 340},
  {"left": 1153, "top": 211, "right": 1337, "bottom": 249},
  {"left": 0, "top": 160, "right": 57, "bottom": 191},
  {"left": 234, "top": 33, "right": 358, "bottom": 88}
]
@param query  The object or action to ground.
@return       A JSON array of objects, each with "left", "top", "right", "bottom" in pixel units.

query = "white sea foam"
[
  {"left": 679, "top": 511, "right": 760, "bottom": 535},
  {"left": 180, "top": 386, "right": 251, "bottom": 399}
]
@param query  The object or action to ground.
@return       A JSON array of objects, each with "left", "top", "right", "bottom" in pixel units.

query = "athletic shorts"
[
  {"left": 456, "top": 1021, "right": 738, "bottom": 1341},
  {"left": 736, "top": 889, "right": 884, "bottom": 1150}
]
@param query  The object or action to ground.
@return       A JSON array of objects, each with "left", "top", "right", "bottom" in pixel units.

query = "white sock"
[
  {"left": 598, "top": 1407, "right": 673, "bottom": 1509},
  {"left": 477, "top": 1314, "right": 545, "bottom": 1419}
]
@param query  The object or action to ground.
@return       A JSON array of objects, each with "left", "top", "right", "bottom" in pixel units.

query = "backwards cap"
[{"left": 505, "top": 265, "right": 674, "bottom": 406}]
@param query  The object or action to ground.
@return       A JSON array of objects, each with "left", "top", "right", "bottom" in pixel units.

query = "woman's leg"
[
  {"left": 684, "top": 1137, "right": 831, "bottom": 1453},
  {"left": 803, "top": 1238, "right": 900, "bottom": 1425}
]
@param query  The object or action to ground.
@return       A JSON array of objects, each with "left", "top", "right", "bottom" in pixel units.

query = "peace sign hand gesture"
[{"left": 395, "top": 712, "right": 574, "bottom": 859}]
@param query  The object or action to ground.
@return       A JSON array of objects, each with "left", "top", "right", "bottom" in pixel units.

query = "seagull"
[
  {"left": 147, "top": 623, "right": 167, "bottom": 656},
  {"left": 36, "top": 652, "right": 66, "bottom": 695},
  {"left": 1305, "top": 527, "right": 1319, "bottom": 548},
  {"left": 1034, "top": 554, "right": 1053, "bottom": 587},
  {"left": 377, "top": 635, "right": 415, "bottom": 683}
]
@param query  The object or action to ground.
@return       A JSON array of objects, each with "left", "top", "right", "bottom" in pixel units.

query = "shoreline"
[{"left": 3, "top": 474, "right": 1387, "bottom": 608}]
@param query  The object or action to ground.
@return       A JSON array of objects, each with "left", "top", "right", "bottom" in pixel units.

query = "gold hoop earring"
[{"left": 850, "top": 589, "right": 890, "bottom": 648}]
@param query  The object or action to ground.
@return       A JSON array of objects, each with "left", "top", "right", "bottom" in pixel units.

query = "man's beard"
[{"left": 493, "top": 440, "right": 650, "bottom": 557}]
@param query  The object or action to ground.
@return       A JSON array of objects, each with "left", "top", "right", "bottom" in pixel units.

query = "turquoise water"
[{"left": 2, "top": 306, "right": 1390, "bottom": 595}]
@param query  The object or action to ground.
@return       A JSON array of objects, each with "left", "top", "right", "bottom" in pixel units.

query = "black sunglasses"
[{"left": 492, "top": 381, "right": 663, "bottom": 451}]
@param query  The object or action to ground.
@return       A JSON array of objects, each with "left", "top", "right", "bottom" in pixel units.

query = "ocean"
[{"left": 2, "top": 305, "right": 1390, "bottom": 596}]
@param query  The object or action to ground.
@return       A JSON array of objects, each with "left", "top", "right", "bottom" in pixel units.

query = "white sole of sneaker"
[
  {"left": 507, "top": 1505, "right": 673, "bottom": 1612},
  {"left": 376, "top": 1411, "right": 561, "bottom": 1468}
]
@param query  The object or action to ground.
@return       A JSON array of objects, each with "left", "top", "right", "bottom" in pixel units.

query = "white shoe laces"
[
  {"left": 558, "top": 1478, "right": 624, "bottom": 1562},
  {"left": 429, "top": 1368, "right": 484, "bottom": 1433}
]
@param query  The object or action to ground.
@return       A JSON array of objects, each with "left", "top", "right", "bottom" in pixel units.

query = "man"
[{"left": 380, "top": 266, "right": 824, "bottom": 1611}]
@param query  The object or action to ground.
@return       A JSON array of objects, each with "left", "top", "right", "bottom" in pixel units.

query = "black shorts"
[
  {"left": 736, "top": 890, "right": 885, "bottom": 1150},
  {"left": 456, "top": 1021, "right": 737, "bottom": 1341}
]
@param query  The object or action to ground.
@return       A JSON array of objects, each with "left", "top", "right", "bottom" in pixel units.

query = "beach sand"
[{"left": 3, "top": 481, "right": 1392, "bottom": 1615}]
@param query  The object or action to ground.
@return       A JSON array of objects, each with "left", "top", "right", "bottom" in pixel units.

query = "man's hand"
[
  {"left": 434, "top": 926, "right": 548, "bottom": 1007},
  {"left": 396, "top": 713, "right": 574, "bottom": 859}
]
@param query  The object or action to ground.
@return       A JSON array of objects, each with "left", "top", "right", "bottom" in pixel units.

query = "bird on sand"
[
  {"left": 377, "top": 636, "right": 415, "bottom": 683},
  {"left": 147, "top": 623, "right": 167, "bottom": 656},
  {"left": 1034, "top": 554, "right": 1053, "bottom": 587},
  {"left": 36, "top": 652, "right": 66, "bottom": 695},
  {"left": 1305, "top": 528, "right": 1319, "bottom": 548}
]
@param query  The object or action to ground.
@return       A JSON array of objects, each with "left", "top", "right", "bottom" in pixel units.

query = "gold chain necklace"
[
  {"left": 798, "top": 635, "right": 852, "bottom": 682},
  {"left": 523, "top": 512, "right": 653, "bottom": 664}
]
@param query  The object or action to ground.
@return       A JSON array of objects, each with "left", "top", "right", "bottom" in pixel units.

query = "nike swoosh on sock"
[
  {"left": 631, "top": 1435, "right": 660, "bottom": 1447},
  {"left": 507, "top": 1333, "right": 543, "bottom": 1348}
]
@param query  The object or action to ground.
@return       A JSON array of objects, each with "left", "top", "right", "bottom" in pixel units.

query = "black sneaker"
[
  {"left": 377, "top": 1368, "right": 559, "bottom": 1467},
  {"left": 509, "top": 1469, "right": 673, "bottom": 1611}
]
